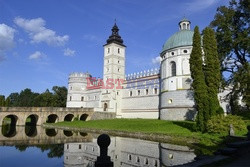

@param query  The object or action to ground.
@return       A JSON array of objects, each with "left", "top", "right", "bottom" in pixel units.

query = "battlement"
[
  {"left": 125, "top": 68, "right": 160, "bottom": 80},
  {"left": 69, "top": 72, "right": 92, "bottom": 78}
]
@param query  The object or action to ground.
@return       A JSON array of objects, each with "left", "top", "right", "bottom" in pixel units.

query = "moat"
[{"left": 0, "top": 125, "right": 197, "bottom": 167}]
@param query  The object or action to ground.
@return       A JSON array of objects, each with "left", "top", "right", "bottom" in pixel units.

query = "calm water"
[{"left": 0, "top": 125, "right": 196, "bottom": 167}]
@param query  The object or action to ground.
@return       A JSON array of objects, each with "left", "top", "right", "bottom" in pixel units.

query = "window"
[
  {"left": 118, "top": 48, "right": 120, "bottom": 53},
  {"left": 183, "top": 50, "right": 188, "bottom": 53},
  {"left": 118, "top": 68, "right": 120, "bottom": 72},
  {"left": 81, "top": 96, "right": 84, "bottom": 101},
  {"left": 145, "top": 158, "right": 149, "bottom": 165},
  {"left": 154, "top": 160, "right": 158, "bottom": 167},
  {"left": 136, "top": 157, "right": 140, "bottom": 163},
  {"left": 146, "top": 89, "right": 148, "bottom": 95},
  {"left": 128, "top": 154, "right": 132, "bottom": 161},
  {"left": 171, "top": 52, "right": 174, "bottom": 55},
  {"left": 107, "top": 68, "right": 109, "bottom": 72},
  {"left": 108, "top": 48, "right": 110, "bottom": 53},
  {"left": 69, "top": 96, "right": 72, "bottom": 101},
  {"left": 183, "top": 23, "right": 186, "bottom": 29},
  {"left": 154, "top": 88, "right": 157, "bottom": 94},
  {"left": 67, "top": 144, "right": 69, "bottom": 149},
  {"left": 130, "top": 91, "right": 132, "bottom": 97},
  {"left": 117, "top": 91, "right": 119, "bottom": 95},
  {"left": 168, "top": 99, "right": 173, "bottom": 104},
  {"left": 79, "top": 144, "right": 81, "bottom": 149},
  {"left": 107, "top": 60, "right": 109, "bottom": 63},
  {"left": 118, "top": 60, "right": 120, "bottom": 63},
  {"left": 70, "top": 86, "right": 72, "bottom": 90},
  {"left": 138, "top": 90, "right": 140, "bottom": 96},
  {"left": 170, "top": 61, "right": 176, "bottom": 76},
  {"left": 94, "top": 96, "right": 96, "bottom": 100}
]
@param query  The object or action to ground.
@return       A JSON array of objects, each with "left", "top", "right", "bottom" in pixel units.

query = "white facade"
[{"left": 66, "top": 19, "right": 230, "bottom": 120}]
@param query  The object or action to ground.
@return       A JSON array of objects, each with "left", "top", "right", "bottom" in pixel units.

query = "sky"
[{"left": 0, "top": 0, "right": 230, "bottom": 97}]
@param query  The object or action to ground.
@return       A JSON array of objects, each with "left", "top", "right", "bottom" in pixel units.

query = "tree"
[
  {"left": 33, "top": 89, "right": 55, "bottom": 107},
  {"left": 210, "top": 0, "right": 250, "bottom": 110},
  {"left": 203, "top": 27, "right": 222, "bottom": 115},
  {"left": 0, "top": 95, "right": 5, "bottom": 106},
  {"left": 5, "top": 97, "right": 10, "bottom": 107},
  {"left": 190, "top": 26, "right": 210, "bottom": 132},
  {"left": 17, "top": 89, "right": 39, "bottom": 107},
  {"left": 52, "top": 86, "right": 67, "bottom": 107},
  {"left": 8, "top": 93, "right": 19, "bottom": 106}
]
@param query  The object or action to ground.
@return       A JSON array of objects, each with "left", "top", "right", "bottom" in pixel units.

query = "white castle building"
[{"left": 66, "top": 19, "right": 229, "bottom": 120}]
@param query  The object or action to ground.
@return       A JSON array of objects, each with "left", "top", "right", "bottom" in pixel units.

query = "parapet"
[
  {"left": 68, "top": 72, "right": 92, "bottom": 83},
  {"left": 125, "top": 68, "right": 160, "bottom": 81}
]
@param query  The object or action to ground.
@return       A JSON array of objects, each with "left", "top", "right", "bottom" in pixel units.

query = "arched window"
[
  {"left": 170, "top": 61, "right": 176, "bottom": 76},
  {"left": 183, "top": 23, "right": 186, "bottom": 29}
]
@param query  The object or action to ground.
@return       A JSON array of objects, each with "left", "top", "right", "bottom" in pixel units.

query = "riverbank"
[{"left": 43, "top": 119, "right": 237, "bottom": 155}]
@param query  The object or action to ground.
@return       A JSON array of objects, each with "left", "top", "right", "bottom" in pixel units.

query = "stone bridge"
[
  {"left": 0, "top": 126, "right": 93, "bottom": 146},
  {"left": 0, "top": 107, "right": 94, "bottom": 126}
]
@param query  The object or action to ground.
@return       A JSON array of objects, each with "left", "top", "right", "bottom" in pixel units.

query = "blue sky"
[{"left": 0, "top": 0, "right": 229, "bottom": 97}]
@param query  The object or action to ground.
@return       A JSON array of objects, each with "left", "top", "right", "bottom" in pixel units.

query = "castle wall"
[
  {"left": 160, "top": 90, "right": 195, "bottom": 120},
  {"left": 119, "top": 74, "right": 160, "bottom": 119}
]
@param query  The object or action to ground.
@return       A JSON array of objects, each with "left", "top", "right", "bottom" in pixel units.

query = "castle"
[{"left": 66, "top": 19, "right": 229, "bottom": 120}]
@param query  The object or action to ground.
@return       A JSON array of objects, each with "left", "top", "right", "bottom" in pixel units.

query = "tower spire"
[{"left": 105, "top": 21, "right": 125, "bottom": 46}]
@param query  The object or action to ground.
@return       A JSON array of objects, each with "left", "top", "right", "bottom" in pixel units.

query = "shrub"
[
  {"left": 216, "top": 107, "right": 224, "bottom": 115},
  {"left": 207, "top": 114, "right": 247, "bottom": 134}
]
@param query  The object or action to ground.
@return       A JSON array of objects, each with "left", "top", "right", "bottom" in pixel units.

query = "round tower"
[
  {"left": 159, "top": 18, "right": 195, "bottom": 120},
  {"left": 66, "top": 72, "right": 91, "bottom": 108}
]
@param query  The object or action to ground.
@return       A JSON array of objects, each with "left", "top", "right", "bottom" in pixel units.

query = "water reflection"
[
  {"left": 25, "top": 125, "right": 37, "bottom": 137},
  {"left": 64, "top": 137, "right": 196, "bottom": 167},
  {"left": 1, "top": 124, "right": 16, "bottom": 137},
  {"left": 0, "top": 126, "right": 197, "bottom": 166}
]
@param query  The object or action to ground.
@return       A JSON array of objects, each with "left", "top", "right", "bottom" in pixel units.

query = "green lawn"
[{"left": 49, "top": 119, "right": 235, "bottom": 155}]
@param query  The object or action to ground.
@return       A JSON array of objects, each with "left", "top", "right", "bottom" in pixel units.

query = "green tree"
[
  {"left": 203, "top": 27, "right": 222, "bottom": 116},
  {"left": 33, "top": 89, "right": 55, "bottom": 107},
  {"left": 17, "top": 89, "right": 39, "bottom": 107},
  {"left": 190, "top": 26, "right": 209, "bottom": 132},
  {"left": 0, "top": 95, "right": 5, "bottom": 106},
  {"left": 210, "top": 0, "right": 250, "bottom": 111},
  {"left": 7, "top": 93, "right": 19, "bottom": 106},
  {"left": 5, "top": 97, "right": 10, "bottom": 107},
  {"left": 52, "top": 86, "right": 67, "bottom": 107}
]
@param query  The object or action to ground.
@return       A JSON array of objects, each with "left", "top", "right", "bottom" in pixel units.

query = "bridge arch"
[
  {"left": 1, "top": 124, "right": 17, "bottom": 137},
  {"left": 46, "top": 114, "right": 59, "bottom": 123},
  {"left": 80, "top": 114, "right": 88, "bottom": 121},
  {"left": 64, "top": 130, "right": 73, "bottom": 137},
  {"left": 2, "top": 114, "right": 18, "bottom": 126},
  {"left": 64, "top": 114, "right": 74, "bottom": 122},
  {"left": 25, "top": 126, "right": 37, "bottom": 137},
  {"left": 26, "top": 114, "right": 39, "bottom": 126},
  {"left": 45, "top": 128, "right": 57, "bottom": 137}
]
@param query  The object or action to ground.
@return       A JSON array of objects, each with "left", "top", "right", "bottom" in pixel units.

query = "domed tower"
[
  {"left": 160, "top": 18, "right": 195, "bottom": 120},
  {"left": 66, "top": 72, "right": 91, "bottom": 108}
]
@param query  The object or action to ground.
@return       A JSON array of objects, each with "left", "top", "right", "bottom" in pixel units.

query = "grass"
[{"left": 47, "top": 119, "right": 234, "bottom": 155}]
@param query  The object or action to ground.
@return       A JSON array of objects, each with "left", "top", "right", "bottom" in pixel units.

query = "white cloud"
[
  {"left": 152, "top": 56, "right": 162, "bottom": 65},
  {"left": 0, "top": 23, "right": 15, "bottom": 60},
  {"left": 29, "top": 51, "right": 46, "bottom": 60},
  {"left": 64, "top": 48, "right": 75, "bottom": 56},
  {"left": 14, "top": 17, "right": 69, "bottom": 46},
  {"left": 185, "top": 0, "right": 218, "bottom": 12}
]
